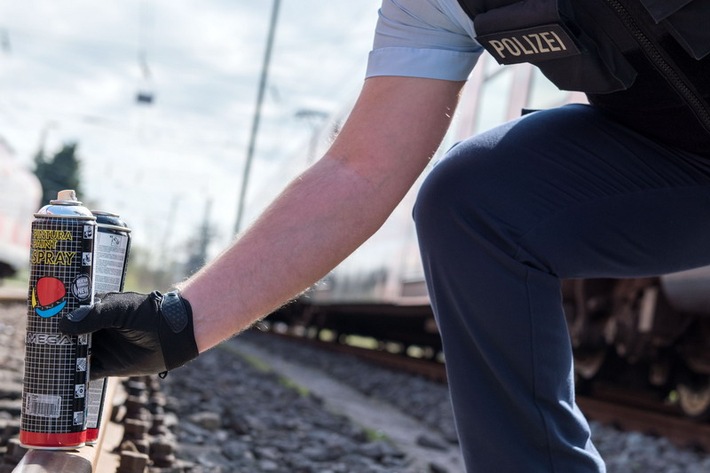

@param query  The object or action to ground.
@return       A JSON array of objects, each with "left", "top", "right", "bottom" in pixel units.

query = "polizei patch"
[{"left": 476, "top": 23, "right": 579, "bottom": 65}]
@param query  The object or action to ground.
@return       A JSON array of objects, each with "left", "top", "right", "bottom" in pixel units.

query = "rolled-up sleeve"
[{"left": 366, "top": 0, "right": 483, "bottom": 81}]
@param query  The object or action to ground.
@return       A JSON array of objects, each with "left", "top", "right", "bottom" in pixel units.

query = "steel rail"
[{"left": 267, "top": 331, "right": 448, "bottom": 383}]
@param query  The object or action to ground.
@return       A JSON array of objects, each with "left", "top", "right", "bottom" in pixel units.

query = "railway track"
[
  {"left": 265, "top": 327, "right": 710, "bottom": 454},
  {"left": 578, "top": 381, "right": 710, "bottom": 452},
  {"left": 266, "top": 331, "right": 448, "bottom": 383},
  {"left": 4, "top": 283, "right": 710, "bottom": 471}
]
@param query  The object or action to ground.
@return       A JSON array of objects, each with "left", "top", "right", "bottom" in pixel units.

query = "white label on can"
[
  {"left": 94, "top": 231, "right": 128, "bottom": 292},
  {"left": 85, "top": 379, "right": 105, "bottom": 428},
  {"left": 26, "top": 394, "right": 61, "bottom": 418}
]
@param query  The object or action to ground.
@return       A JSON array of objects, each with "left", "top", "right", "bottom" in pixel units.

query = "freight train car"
[
  {"left": 0, "top": 137, "right": 42, "bottom": 279},
  {"left": 266, "top": 55, "right": 710, "bottom": 419}
]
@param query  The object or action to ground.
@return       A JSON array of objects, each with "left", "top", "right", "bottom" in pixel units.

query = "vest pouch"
[
  {"left": 640, "top": 0, "right": 710, "bottom": 60},
  {"left": 471, "top": 0, "right": 636, "bottom": 93}
]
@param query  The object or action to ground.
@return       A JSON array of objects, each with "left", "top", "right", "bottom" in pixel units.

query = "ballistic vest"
[{"left": 456, "top": 0, "right": 710, "bottom": 154}]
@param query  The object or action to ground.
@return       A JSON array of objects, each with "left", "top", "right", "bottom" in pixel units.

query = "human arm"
[
  {"left": 183, "top": 75, "right": 465, "bottom": 351},
  {"left": 60, "top": 75, "right": 466, "bottom": 377}
]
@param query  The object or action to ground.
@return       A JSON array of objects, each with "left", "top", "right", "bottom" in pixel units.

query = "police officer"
[{"left": 61, "top": 1, "right": 710, "bottom": 471}]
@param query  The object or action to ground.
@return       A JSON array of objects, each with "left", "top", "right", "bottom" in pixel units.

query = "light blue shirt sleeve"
[{"left": 366, "top": 0, "right": 483, "bottom": 81}]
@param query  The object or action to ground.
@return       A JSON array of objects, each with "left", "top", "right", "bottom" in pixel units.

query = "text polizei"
[{"left": 477, "top": 24, "right": 579, "bottom": 65}]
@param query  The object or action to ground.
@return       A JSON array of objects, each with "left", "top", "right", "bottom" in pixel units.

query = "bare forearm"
[
  {"left": 179, "top": 155, "right": 424, "bottom": 351},
  {"left": 179, "top": 76, "right": 463, "bottom": 352}
]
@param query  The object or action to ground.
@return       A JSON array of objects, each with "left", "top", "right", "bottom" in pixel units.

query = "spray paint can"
[
  {"left": 20, "top": 190, "right": 96, "bottom": 449},
  {"left": 84, "top": 210, "right": 131, "bottom": 444}
]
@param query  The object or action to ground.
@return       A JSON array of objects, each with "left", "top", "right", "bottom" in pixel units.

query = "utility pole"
[{"left": 234, "top": 0, "right": 281, "bottom": 234}]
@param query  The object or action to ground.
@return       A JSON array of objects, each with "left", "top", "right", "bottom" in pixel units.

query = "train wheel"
[{"left": 677, "top": 381, "right": 710, "bottom": 420}]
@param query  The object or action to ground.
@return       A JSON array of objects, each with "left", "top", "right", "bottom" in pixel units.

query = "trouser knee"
[
  {"left": 414, "top": 147, "right": 475, "bottom": 236},
  {"left": 413, "top": 144, "right": 503, "bottom": 252}
]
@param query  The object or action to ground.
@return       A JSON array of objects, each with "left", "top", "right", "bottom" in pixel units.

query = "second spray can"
[{"left": 84, "top": 211, "right": 131, "bottom": 444}]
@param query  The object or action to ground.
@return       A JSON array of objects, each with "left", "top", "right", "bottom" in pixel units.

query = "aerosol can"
[
  {"left": 20, "top": 190, "right": 96, "bottom": 449},
  {"left": 84, "top": 210, "right": 131, "bottom": 444}
]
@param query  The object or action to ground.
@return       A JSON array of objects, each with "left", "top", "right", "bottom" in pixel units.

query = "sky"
[{"left": 0, "top": 0, "right": 380, "bottom": 267}]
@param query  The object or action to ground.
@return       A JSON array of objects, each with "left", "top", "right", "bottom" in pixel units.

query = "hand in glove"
[{"left": 59, "top": 290, "right": 199, "bottom": 380}]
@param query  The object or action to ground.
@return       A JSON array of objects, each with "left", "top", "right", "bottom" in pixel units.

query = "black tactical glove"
[{"left": 59, "top": 290, "right": 199, "bottom": 380}]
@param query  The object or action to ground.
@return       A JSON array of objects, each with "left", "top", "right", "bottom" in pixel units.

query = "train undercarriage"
[{"left": 565, "top": 276, "right": 710, "bottom": 420}]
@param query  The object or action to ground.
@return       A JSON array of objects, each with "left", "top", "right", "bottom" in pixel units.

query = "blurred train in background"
[{"left": 0, "top": 136, "right": 42, "bottom": 280}]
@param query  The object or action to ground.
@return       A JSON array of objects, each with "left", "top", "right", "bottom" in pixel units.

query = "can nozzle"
[{"left": 56, "top": 189, "right": 78, "bottom": 202}]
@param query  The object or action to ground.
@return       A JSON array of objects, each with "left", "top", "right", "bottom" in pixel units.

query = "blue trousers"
[{"left": 413, "top": 104, "right": 710, "bottom": 472}]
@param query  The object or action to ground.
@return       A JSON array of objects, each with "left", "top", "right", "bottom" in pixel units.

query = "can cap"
[
  {"left": 56, "top": 189, "right": 77, "bottom": 201},
  {"left": 37, "top": 189, "right": 95, "bottom": 218}
]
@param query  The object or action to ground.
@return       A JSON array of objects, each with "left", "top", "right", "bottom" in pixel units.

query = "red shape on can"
[{"left": 36, "top": 277, "right": 66, "bottom": 306}]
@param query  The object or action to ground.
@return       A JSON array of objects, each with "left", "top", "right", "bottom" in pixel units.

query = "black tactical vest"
[{"left": 456, "top": 0, "right": 710, "bottom": 152}]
